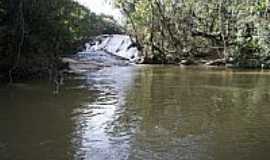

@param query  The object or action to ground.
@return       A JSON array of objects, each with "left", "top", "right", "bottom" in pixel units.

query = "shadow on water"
[{"left": 1, "top": 65, "right": 270, "bottom": 160}]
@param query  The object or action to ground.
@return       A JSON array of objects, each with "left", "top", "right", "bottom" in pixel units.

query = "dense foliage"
[
  {"left": 115, "top": 0, "right": 270, "bottom": 66},
  {"left": 0, "top": 0, "right": 122, "bottom": 81}
]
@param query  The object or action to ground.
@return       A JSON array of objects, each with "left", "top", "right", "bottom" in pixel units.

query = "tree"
[
  {"left": 115, "top": 0, "right": 270, "bottom": 66},
  {"left": 0, "top": 0, "right": 122, "bottom": 81}
]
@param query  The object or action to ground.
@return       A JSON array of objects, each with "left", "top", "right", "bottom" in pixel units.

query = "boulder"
[
  {"left": 62, "top": 57, "right": 78, "bottom": 64},
  {"left": 179, "top": 59, "right": 197, "bottom": 65},
  {"left": 166, "top": 54, "right": 175, "bottom": 64},
  {"left": 62, "top": 57, "right": 102, "bottom": 74},
  {"left": 197, "top": 59, "right": 208, "bottom": 64},
  {"left": 206, "top": 59, "right": 226, "bottom": 66},
  {"left": 237, "top": 59, "right": 261, "bottom": 68},
  {"left": 261, "top": 60, "right": 270, "bottom": 69}
]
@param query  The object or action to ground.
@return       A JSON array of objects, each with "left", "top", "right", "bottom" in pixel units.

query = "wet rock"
[
  {"left": 261, "top": 60, "right": 270, "bottom": 69},
  {"left": 62, "top": 57, "right": 102, "bottom": 74},
  {"left": 62, "top": 49, "right": 132, "bottom": 74},
  {"left": 197, "top": 59, "right": 208, "bottom": 64},
  {"left": 237, "top": 59, "right": 261, "bottom": 68},
  {"left": 226, "top": 57, "right": 235, "bottom": 63},
  {"left": 206, "top": 59, "right": 226, "bottom": 66},
  {"left": 225, "top": 63, "right": 234, "bottom": 68},
  {"left": 166, "top": 54, "right": 175, "bottom": 64},
  {"left": 62, "top": 57, "right": 78, "bottom": 64},
  {"left": 179, "top": 59, "right": 197, "bottom": 65}
]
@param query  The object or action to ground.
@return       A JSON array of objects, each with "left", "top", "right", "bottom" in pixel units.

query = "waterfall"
[{"left": 86, "top": 34, "right": 141, "bottom": 63}]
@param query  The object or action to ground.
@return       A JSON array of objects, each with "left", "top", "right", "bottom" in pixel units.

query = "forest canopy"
[
  {"left": 0, "top": 0, "right": 122, "bottom": 81},
  {"left": 115, "top": 0, "right": 270, "bottom": 66}
]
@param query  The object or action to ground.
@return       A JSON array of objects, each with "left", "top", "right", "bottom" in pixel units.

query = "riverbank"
[
  {"left": 1, "top": 52, "right": 269, "bottom": 84},
  {"left": 2, "top": 35, "right": 270, "bottom": 83},
  {"left": 82, "top": 34, "right": 270, "bottom": 69},
  {"left": 143, "top": 56, "right": 270, "bottom": 69}
]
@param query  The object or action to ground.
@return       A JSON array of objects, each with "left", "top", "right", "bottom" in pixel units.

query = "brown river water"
[{"left": 0, "top": 66, "right": 270, "bottom": 160}]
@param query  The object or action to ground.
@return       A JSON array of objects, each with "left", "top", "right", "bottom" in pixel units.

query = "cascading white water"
[
  {"left": 64, "top": 34, "right": 142, "bottom": 74},
  {"left": 85, "top": 34, "right": 141, "bottom": 63}
]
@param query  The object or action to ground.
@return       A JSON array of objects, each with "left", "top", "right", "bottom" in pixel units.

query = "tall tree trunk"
[{"left": 9, "top": 0, "right": 25, "bottom": 83}]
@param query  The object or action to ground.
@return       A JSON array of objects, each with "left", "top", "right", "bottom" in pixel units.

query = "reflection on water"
[
  {"left": 72, "top": 66, "right": 137, "bottom": 160},
  {"left": 1, "top": 66, "right": 270, "bottom": 160}
]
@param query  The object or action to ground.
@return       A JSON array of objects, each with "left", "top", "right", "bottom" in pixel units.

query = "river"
[{"left": 1, "top": 65, "right": 270, "bottom": 160}]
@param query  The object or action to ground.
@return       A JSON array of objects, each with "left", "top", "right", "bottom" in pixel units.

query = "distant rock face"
[
  {"left": 85, "top": 34, "right": 142, "bottom": 63},
  {"left": 62, "top": 35, "right": 142, "bottom": 74}
]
